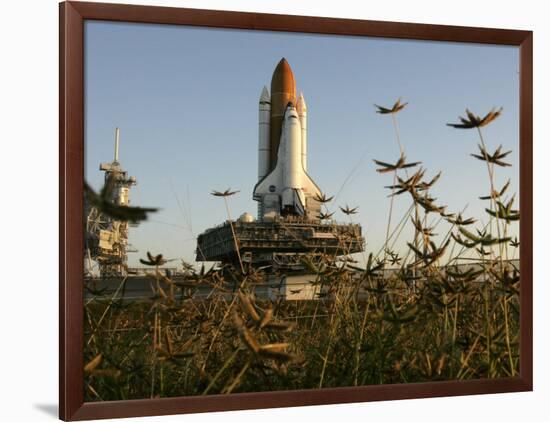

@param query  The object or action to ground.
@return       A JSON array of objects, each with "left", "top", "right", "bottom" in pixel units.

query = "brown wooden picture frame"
[{"left": 59, "top": 1, "right": 533, "bottom": 420}]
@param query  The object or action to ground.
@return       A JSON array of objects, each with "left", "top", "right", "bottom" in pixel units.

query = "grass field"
[{"left": 84, "top": 258, "right": 519, "bottom": 401}]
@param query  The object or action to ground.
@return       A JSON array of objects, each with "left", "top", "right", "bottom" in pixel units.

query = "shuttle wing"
[
  {"left": 253, "top": 162, "right": 282, "bottom": 199},
  {"left": 300, "top": 170, "right": 322, "bottom": 199}
]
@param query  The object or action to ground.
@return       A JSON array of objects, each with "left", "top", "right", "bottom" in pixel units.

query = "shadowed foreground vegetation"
[
  {"left": 84, "top": 266, "right": 519, "bottom": 401},
  {"left": 84, "top": 102, "right": 520, "bottom": 401}
]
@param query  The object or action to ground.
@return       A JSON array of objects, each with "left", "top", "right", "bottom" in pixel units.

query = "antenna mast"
[{"left": 114, "top": 127, "right": 120, "bottom": 162}]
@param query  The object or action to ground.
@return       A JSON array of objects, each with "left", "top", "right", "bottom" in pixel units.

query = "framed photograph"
[{"left": 60, "top": 1, "right": 532, "bottom": 420}]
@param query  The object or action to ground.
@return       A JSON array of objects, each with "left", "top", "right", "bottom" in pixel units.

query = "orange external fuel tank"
[{"left": 269, "top": 58, "right": 296, "bottom": 171}]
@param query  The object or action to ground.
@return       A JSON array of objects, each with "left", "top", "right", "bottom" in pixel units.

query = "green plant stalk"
[
  {"left": 383, "top": 113, "right": 405, "bottom": 263},
  {"left": 413, "top": 201, "right": 421, "bottom": 280},
  {"left": 86, "top": 276, "right": 129, "bottom": 346},
  {"left": 452, "top": 296, "right": 459, "bottom": 344},
  {"left": 223, "top": 358, "right": 252, "bottom": 394},
  {"left": 476, "top": 127, "right": 504, "bottom": 262},
  {"left": 391, "top": 113, "right": 404, "bottom": 156},
  {"left": 223, "top": 197, "right": 244, "bottom": 273},
  {"left": 483, "top": 282, "right": 492, "bottom": 377},
  {"left": 160, "top": 363, "right": 164, "bottom": 397},
  {"left": 375, "top": 203, "right": 415, "bottom": 262},
  {"left": 354, "top": 301, "right": 370, "bottom": 386},
  {"left": 319, "top": 307, "right": 338, "bottom": 388},
  {"left": 383, "top": 176, "right": 398, "bottom": 264},
  {"left": 444, "top": 300, "right": 449, "bottom": 341},
  {"left": 450, "top": 295, "right": 460, "bottom": 378},
  {"left": 456, "top": 334, "right": 481, "bottom": 379},
  {"left": 502, "top": 215, "right": 511, "bottom": 263},
  {"left": 201, "top": 278, "right": 248, "bottom": 372},
  {"left": 202, "top": 346, "right": 242, "bottom": 395},
  {"left": 502, "top": 296, "right": 516, "bottom": 376},
  {"left": 150, "top": 308, "right": 159, "bottom": 398}
]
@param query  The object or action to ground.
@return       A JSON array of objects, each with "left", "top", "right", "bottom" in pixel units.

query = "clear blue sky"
[{"left": 84, "top": 21, "right": 519, "bottom": 267}]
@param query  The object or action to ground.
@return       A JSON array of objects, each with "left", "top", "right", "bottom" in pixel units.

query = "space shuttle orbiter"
[{"left": 253, "top": 58, "right": 321, "bottom": 220}]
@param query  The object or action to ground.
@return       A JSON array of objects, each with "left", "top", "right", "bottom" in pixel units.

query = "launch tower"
[{"left": 85, "top": 128, "right": 137, "bottom": 278}]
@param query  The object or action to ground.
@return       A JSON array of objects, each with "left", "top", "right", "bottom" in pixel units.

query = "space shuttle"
[{"left": 253, "top": 58, "right": 322, "bottom": 220}]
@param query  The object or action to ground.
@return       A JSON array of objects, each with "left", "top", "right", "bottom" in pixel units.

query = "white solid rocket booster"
[
  {"left": 258, "top": 86, "right": 271, "bottom": 181},
  {"left": 297, "top": 92, "right": 307, "bottom": 172}
]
